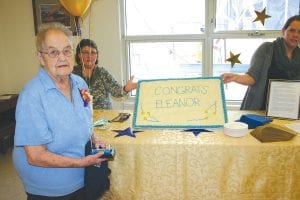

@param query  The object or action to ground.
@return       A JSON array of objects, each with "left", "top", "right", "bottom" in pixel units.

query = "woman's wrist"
[{"left": 123, "top": 86, "right": 128, "bottom": 93}]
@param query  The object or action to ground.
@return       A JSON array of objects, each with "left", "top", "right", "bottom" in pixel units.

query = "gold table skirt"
[{"left": 93, "top": 110, "right": 300, "bottom": 200}]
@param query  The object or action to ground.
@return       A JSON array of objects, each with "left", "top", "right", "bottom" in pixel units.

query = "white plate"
[{"left": 224, "top": 122, "right": 248, "bottom": 137}]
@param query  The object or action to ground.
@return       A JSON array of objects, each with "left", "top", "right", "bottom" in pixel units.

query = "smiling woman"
[
  {"left": 221, "top": 15, "right": 300, "bottom": 110},
  {"left": 73, "top": 38, "right": 137, "bottom": 109}
]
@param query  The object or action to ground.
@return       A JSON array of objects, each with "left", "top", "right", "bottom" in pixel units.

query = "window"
[
  {"left": 129, "top": 42, "right": 203, "bottom": 79},
  {"left": 120, "top": 0, "right": 300, "bottom": 105},
  {"left": 125, "top": 0, "right": 205, "bottom": 35}
]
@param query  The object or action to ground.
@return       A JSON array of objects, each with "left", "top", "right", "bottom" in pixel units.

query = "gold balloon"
[{"left": 59, "top": 0, "right": 92, "bottom": 17}]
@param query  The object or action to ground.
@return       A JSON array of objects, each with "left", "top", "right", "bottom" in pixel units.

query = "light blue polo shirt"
[{"left": 13, "top": 68, "right": 92, "bottom": 196}]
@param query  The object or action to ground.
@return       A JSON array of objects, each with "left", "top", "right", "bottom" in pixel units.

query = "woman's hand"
[
  {"left": 221, "top": 73, "right": 239, "bottom": 84},
  {"left": 24, "top": 145, "right": 107, "bottom": 168},
  {"left": 221, "top": 73, "right": 255, "bottom": 86},
  {"left": 124, "top": 75, "right": 137, "bottom": 93},
  {"left": 83, "top": 152, "right": 108, "bottom": 167}
]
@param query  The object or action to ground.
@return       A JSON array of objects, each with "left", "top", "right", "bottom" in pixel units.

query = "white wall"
[
  {"left": 0, "top": 0, "right": 123, "bottom": 105},
  {"left": 80, "top": 0, "right": 123, "bottom": 84},
  {"left": 0, "top": 0, "right": 38, "bottom": 94}
]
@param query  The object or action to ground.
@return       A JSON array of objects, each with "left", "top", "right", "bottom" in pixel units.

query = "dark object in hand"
[{"left": 84, "top": 141, "right": 111, "bottom": 200}]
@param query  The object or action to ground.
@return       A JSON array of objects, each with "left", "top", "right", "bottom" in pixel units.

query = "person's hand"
[
  {"left": 221, "top": 73, "right": 238, "bottom": 84},
  {"left": 221, "top": 73, "right": 255, "bottom": 86},
  {"left": 124, "top": 75, "right": 137, "bottom": 92},
  {"left": 84, "top": 152, "right": 108, "bottom": 167}
]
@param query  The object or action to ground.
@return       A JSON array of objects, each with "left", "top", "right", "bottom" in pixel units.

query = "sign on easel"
[{"left": 133, "top": 77, "right": 228, "bottom": 129}]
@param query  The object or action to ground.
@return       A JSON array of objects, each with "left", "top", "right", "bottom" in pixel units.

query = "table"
[
  {"left": 0, "top": 94, "right": 18, "bottom": 153},
  {"left": 93, "top": 110, "right": 300, "bottom": 200}
]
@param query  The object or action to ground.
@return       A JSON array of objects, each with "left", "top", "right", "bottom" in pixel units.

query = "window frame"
[{"left": 120, "top": 0, "right": 283, "bottom": 108}]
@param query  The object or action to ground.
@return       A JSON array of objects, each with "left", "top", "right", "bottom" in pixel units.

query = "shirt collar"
[{"left": 38, "top": 68, "right": 80, "bottom": 91}]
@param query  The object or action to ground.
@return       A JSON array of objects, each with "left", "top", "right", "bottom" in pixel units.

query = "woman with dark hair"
[
  {"left": 73, "top": 39, "right": 136, "bottom": 109},
  {"left": 221, "top": 15, "right": 300, "bottom": 110}
]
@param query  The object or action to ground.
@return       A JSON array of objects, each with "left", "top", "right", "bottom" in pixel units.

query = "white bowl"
[{"left": 224, "top": 122, "right": 248, "bottom": 137}]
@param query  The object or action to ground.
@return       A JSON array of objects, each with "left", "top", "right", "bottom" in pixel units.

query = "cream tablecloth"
[{"left": 93, "top": 110, "right": 300, "bottom": 200}]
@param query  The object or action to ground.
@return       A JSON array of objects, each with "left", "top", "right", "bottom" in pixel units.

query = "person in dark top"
[
  {"left": 221, "top": 15, "right": 300, "bottom": 110},
  {"left": 73, "top": 39, "right": 136, "bottom": 109}
]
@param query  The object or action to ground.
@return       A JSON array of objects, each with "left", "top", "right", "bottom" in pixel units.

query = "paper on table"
[{"left": 285, "top": 122, "right": 300, "bottom": 133}]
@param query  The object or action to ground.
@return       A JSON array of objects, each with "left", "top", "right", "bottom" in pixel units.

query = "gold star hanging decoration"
[
  {"left": 226, "top": 51, "right": 241, "bottom": 68},
  {"left": 253, "top": 7, "right": 271, "bottom": 25}
]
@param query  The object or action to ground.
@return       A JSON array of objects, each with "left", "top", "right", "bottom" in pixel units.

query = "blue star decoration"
[
  {"left": 113, "top": 127, "right": 143, "bottom": 138},
  {"left": 182, "top": 129, "right": 213, "bottom": 136}
]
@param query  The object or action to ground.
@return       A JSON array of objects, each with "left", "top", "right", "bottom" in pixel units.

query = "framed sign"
[
  {"left": 32, "top": 0, "right": 77, "bottom": 35},
  {"left": 266, "top": 79, "right": 300, "bottom": 120},
  {"left": 133, "top": 77, "right": 228, "bottom": 129}
]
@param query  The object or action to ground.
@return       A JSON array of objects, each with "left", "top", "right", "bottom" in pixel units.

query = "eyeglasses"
[
  {"left": 80, "top": 51, "right": 98, "bottom": 56},
  {"left": 40, "top": 47, "right": 73, "bottom": 58}
]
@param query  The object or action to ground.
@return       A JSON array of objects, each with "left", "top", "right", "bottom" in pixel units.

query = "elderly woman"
[
  {"left": 73, "top": 39, "right": 136, "bottom": 109},
  {"left": 13, "top": 22, "right": 107, "bottom": 200}
]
